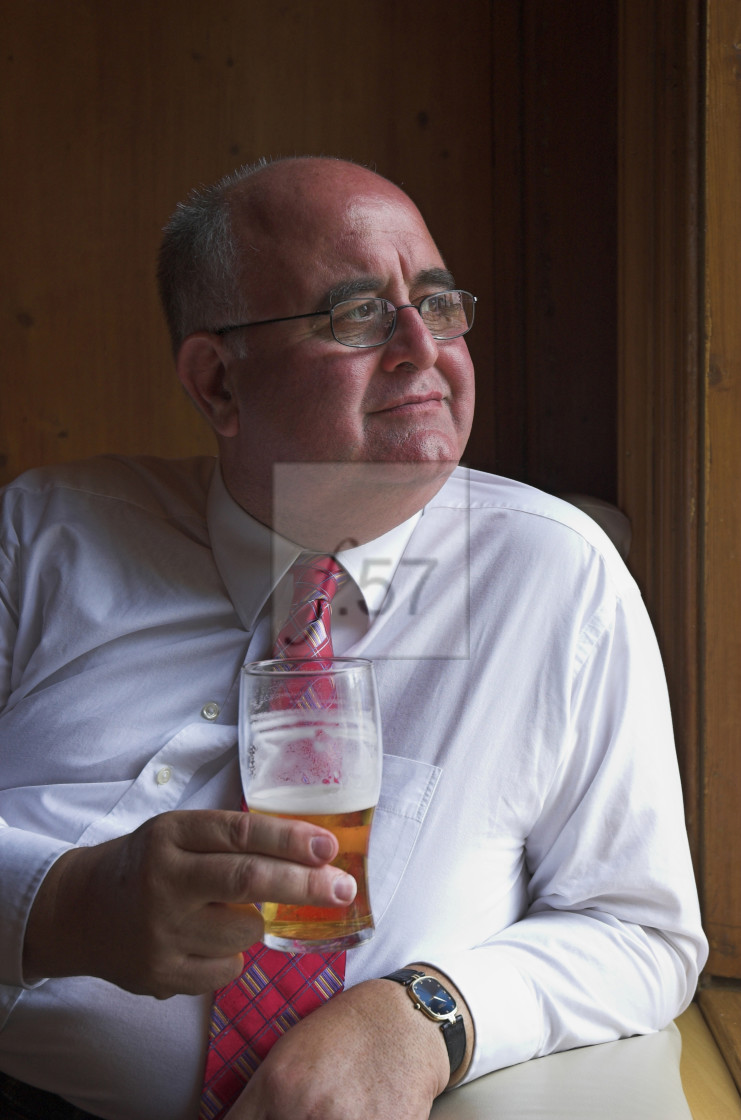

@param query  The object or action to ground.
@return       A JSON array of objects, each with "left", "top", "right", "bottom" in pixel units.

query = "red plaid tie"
[
  {"left": 199, "top": 554, "right": 347, "bottom": 1120},
  {"left": 270, "top": 553, "right": 347, "bottom": 709}
]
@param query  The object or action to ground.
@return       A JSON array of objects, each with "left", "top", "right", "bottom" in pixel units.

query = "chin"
[
  {"left": 367, "top": 424, "right": 464, "bottom": 463},
  {"left": 351, "top": 458, "right": 458, "bottom": 495},
  {"left": 379, "top": 444, "right": 462, "bottom": 478}
]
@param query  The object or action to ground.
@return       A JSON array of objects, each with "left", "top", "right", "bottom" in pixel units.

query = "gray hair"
[{"left": 157, "top": 159, "right": 270, "bottom": 355}]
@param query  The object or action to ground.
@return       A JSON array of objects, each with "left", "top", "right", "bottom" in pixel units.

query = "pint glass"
[{"left": 239, "top": 657, "right": 382, "bottom": 953}]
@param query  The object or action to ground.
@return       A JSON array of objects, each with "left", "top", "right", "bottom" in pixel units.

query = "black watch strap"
[
  {"left": 383, "top": 968, "right": 466, "bottom": 1076},
  {"left": 440, "top": 1014, "right": 466, "bottom": 1076}
]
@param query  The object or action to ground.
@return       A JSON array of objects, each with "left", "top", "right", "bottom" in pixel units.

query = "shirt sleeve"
[
  {"left": 0, "top": 503, "right": 17, "bottom": 711},
  {"left": 429, "top": 576, "right": 707, "bottom": 1084},
  {"left": 0, "top": 499, "right": 74, "bottom": 994}
]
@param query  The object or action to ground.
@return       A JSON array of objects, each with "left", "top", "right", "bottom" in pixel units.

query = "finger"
[
  {"left": 172, "top": 859, "right": 358, "bottom": 961},
  {"left": 179, "top": 850, "right": 357, "bottom": 911},
  {"left": 179, "top": 951, "right": 248, "bottom": 996},
  {"left": 167, "top": 898, "right": 263, "bottom": 960},
  {"left": 131, "top": 947, "right": 251, "bottom": 999},
  {"left": 168, "top": 809, "right": 340, "bottom": 865}
]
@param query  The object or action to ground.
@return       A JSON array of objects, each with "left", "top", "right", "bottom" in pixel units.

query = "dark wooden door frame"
[
  {"left": 618, "top": 0, "right": 703, "bottom": 865},
  {"left": 620, "top": 0, "right": 741, "bottom": 1076}
]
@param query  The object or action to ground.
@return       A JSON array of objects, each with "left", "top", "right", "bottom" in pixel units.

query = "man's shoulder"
[
  {"left": 2, "top": 454, "right": 217, "bottom": 522},
  {"left": 434, "top": 466, "right": 596, "bottom": 524},
  {"left": 432, "top": 467, "right": 632, "bottom": 575}
]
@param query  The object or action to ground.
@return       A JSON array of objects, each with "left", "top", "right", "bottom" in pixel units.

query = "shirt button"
[
  {"left": 156, "top": 766, "right": 172, "bottom": 786},
  {"left": 201, "top": 701, "right": 220, "bottom": 721}
]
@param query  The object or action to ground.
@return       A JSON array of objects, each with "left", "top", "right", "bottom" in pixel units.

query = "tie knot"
[
  {"left": 291, "top": 553, "right": 346, "bottom": 607},
  {"left": 271, "top": 554, "right": 346, "bottom": 680}
]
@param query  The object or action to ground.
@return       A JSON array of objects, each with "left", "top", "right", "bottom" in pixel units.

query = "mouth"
[{"left": 374, "top": 392, "right": 445, "bottom": 415}]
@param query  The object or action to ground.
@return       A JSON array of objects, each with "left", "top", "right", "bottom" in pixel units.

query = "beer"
[
  {"left": 240, "top": 657, "right": 383, "bottom": 953},
  {"left": 250, "top": 791, "right": 375, "bottom": 951}
]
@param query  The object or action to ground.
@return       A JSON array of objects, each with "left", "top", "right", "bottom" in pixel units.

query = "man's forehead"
[
  {"left": 233, "top": 179, "right": 446, "bottom": 310},
  {"left": 230, "top": 161, "right": 435, "bottom": 254}
]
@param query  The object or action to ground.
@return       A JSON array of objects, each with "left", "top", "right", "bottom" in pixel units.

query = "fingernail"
[
  {"left": 311, "top": 835, "right": 334, "bottom": 861},
  {"left": 333, "top": 874, "right": 357, "bottom": 903}
]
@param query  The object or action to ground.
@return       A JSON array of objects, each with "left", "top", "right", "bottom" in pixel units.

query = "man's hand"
[
  {"left": 225, "top": 977, "right": 453, "bottom": 1120},
  {"left": 23, "top": 809, "right": 356, "bottom": 998}
]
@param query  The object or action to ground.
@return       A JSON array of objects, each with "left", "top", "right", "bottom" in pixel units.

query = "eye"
[
  {"left": 421, "top": 291, "right": 467, "bottom": 330},
  {"left": 330, "top": 298, "right": 390, "bottom": 345},
  {"left": 335, "top": 299, "right": 381, "bottom": 324},
  {"left": 424, "top": 291, "right": 457, "bottom": 317}
]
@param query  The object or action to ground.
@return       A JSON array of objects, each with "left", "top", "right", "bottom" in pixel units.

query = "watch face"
[{"left": 412, "top": 975, "right": 457, "bottom": 1018}]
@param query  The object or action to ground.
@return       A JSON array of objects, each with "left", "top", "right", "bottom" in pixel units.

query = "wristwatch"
[{"left": 383, "top": 968, "right": 466, "bottom": 1076}]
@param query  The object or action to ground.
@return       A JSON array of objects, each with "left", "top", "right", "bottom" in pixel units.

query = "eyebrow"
[
  {"left": 322, "top": 266, "right": 457, "bottom": 309},
  {"left": 414, "top": 267, "right": 457, "bottom": 291},
  {"left": 324, "top": 276, "right": 383, "bottom": 307}
]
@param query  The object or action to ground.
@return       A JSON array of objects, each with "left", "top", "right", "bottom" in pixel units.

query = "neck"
[{"left": 222, "top": 459, "right": 457, "bottom": 551}]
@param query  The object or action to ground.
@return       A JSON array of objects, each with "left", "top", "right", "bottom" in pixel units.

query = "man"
[{"left": 0, "top": 157, "right": 706, "bottom": 1120}]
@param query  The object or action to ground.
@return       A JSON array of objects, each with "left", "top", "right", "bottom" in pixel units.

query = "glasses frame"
[{"left": 212, "top": 289, "right": 476, "bottom": 349}]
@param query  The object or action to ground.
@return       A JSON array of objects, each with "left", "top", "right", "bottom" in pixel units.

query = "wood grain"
[
  {"left": 702, "top": 0, "right": 741, "bottom": 978},
  {"left": 617, "top": 0, "right": 702, "bottom": 865},
  {"left": 677, "top": 1003, "right": 741, "bottom": 1119},
  {"left": 0, "top": 0, "right": 494, "bottom": 483},
  {"left": 697, "top": 991, "right": 741, "bottom": 1100}
]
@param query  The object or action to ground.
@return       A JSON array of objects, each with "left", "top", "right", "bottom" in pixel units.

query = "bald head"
[
  {"left": 226, "top": 157, "right": 416, "bottom": 236},
  {"left": 157, "top": 157, "right": 424, "bottom": 354},
  {"left": 225, "top": 159, "right": 437, "bottom": 330}
]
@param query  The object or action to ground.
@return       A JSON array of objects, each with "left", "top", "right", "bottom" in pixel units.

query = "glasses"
[{"left": 213, "top": 289, "right": 476, "bottom": 349}]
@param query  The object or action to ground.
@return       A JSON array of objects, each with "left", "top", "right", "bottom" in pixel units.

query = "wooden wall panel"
[
  {"left": 620, "top": 0, "right": 741, "bottom": 984},
  {"left": 702, "top": 0, "right": 741, "bottom": 979},
  {"left": 491, "top": 0, "right": 618, "bottom": 499},
  {"left": 617, "top": 0, "right": 702, "bottom": 855},
  {"left": 0, "top": 0, "right": 494, "bottom": 485},
  {"left": 2, "top": 1, "right": 622, "bottom": 505}
]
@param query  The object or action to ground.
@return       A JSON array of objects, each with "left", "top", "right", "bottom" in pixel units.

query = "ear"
[{"left": 176, "top": 333, "right": 240, "bottom": 437}]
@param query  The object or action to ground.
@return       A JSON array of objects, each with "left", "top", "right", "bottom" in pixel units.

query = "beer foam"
[{"left": 247, "top": 784, "right": 374, "bottom": 815}]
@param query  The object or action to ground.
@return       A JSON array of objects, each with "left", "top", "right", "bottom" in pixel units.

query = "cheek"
[
  {"left": 307, "top": 392, "right": 367, "bottom": 454},
  {"left": 257, "top": 380, "right": 368, "bottom": 460},
  {"left": 446, "top": 350, "right": 476, "bottom": 416},
  {"left": 234, "top": 345, "right": 375, "bottom": 457},
  {"left": 292, "top": 365, "right": 370, "bottom": 436},
  {"left": 447, "top": 341, "right": 475, "bottom": 386}
]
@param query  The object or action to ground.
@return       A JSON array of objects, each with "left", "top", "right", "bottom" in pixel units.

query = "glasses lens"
[
  {"left": 420, "top": 290, "right": 475, "bottom": 339},
  {"left": 330, "top": 298, "right": 395, "bottom": 347}
]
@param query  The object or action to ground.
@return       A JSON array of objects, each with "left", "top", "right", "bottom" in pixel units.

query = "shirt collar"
[
  {"left": 207, "top": 465, "right": 299, "bottom": 632},
  {"left": 207, "top": 463, "right": 422, "bottom": 631},
  {"left": 333, "top": 513, "right": 422, "bottom": 618}
]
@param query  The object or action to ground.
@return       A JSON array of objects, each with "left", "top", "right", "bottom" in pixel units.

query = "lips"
[{"left": 374, "top": 391, "right": 444, "bottom": 413}]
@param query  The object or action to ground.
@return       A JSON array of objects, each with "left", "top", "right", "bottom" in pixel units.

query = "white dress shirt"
[{"left": 0, "top": 455, "right": 707, "bottom": 1120}]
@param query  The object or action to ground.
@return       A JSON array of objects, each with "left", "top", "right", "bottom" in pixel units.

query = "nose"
[{"left": 380, "top": 304, "right": 440, "bottom": 370}]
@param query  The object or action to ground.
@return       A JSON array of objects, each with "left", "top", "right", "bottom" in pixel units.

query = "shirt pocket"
[{"left": 368, "top": 753, "right": 441, "bottom": 924}]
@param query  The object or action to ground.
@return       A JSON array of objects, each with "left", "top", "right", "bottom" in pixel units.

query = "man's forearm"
[{"left": 387, "top": 963, "right": 475, "bottom": 1088}]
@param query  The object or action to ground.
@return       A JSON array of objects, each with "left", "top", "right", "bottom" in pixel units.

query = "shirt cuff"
[
  {"left": 425, "top": 947, "right": 542, "bottom": 1084},
  {"left": 0, "top": 825, "right": 74, "bottom": 989}
]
